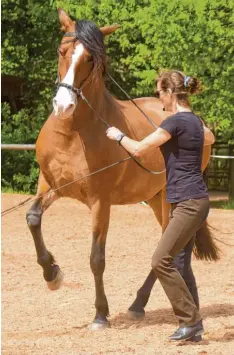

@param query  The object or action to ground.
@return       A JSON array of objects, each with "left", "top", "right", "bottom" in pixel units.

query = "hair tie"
[{"left": 184, "top": 75, "right": 190, "bottom": 87}]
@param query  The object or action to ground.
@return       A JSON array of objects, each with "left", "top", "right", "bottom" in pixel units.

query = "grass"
[
  {"left": 210, "top": 199, "right": 234, "bottom": 209},
  {"left": 1, "top": 187, "right": 31, "bottom": 195}
]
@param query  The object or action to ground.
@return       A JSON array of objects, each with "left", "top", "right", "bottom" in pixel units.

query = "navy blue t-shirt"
[{"left": 159, "top": 112, "right": 208, "bottom": 203}]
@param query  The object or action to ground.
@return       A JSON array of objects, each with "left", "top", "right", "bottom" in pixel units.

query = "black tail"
[{"left": 193, "top": 220, "right": 220, "bottom": 261}]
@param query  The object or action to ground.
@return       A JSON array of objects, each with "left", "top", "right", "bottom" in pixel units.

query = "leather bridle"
[{"left": 55, "top": 32, "right": 165, "bottom": 175}]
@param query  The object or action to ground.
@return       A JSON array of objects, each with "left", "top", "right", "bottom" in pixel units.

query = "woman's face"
[{"left": 156, "top": 81, "right": 173, "bottom": 111}]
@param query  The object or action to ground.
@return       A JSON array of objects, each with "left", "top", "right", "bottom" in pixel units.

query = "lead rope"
[
  {"left": 77, "top": 88, "right": 165, "bottom": 175},
  {"left": 1, "top": 156, "right": 132, "bottom": 217},
  {"left": 2, "top": 71, "right": 165, "bottom": 217},
  {"left": 106, "top": 72, "right": 158, "bottom": 129}
]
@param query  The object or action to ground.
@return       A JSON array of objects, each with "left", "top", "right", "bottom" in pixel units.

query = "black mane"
[{"left": 75, "top": 20, "right": 106, "bottom": 75}]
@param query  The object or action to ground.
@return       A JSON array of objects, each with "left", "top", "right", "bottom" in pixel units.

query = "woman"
[{"left": 106, "top": 70, "right": 215, "bottom": 341}]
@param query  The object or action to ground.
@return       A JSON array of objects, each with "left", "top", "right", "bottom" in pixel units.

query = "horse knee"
[{"left": 26, "top": 206, "right": 42, "bottom": 228}]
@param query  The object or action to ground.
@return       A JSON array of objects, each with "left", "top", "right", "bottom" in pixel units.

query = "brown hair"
[{"left": 156, "top": 70, "right": 202, "bottom": 107}]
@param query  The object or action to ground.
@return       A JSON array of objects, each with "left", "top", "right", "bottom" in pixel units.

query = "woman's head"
[{"left": 155, "top": 70, "right": 201, "bottom": 111}]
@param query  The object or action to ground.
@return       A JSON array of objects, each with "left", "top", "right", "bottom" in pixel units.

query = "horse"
[{"left": 26, "top": 9, "right": 219, "bottom": 330}]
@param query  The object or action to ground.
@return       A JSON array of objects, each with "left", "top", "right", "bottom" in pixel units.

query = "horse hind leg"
[
  {"left": 26, "top": 172, "right": 63, "bottom": 290},
  {"left": 128, "top": 189, "right": 170, "bottom": 320}
]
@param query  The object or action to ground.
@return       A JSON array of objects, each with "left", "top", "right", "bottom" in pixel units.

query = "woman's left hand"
[{"left": 106, "top": 127, "right": 122, "bottom": 141}]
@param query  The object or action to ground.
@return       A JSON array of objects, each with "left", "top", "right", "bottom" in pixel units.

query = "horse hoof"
[
  {"left": 47, "top": 269, "right": 64, "bottom": 290},
  {"left": 127, "top": 309, "right": 145, "bottom": 321},
  {"left": 88, "top": 321, "right": 110, "bottom": 331}
]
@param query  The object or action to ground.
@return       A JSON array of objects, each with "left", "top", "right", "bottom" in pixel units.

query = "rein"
[
  {"left": 56, "top": 32, "right": 165, "bottom": 175},
  {"left": 1, "top": 32, "right": 165, "bottom": 218}
]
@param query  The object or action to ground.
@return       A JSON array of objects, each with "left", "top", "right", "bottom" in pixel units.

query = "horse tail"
[{"left": 193, "top": 220, "right": 220, "bottom": 261}]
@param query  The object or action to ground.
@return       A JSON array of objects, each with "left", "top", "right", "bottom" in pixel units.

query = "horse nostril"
[
  {"left": 53, "top": 98, "right": 58, "bottom": 112},
  {"left": 65, "top": 104, "right": 74, "bottom": 112},
  {"left": 53, "top": 99, "right": 65, "bottom": 116}
]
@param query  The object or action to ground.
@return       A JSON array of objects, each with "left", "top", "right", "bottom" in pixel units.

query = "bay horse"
[{"left": 26, "top": 9, "right": 219, "bottom": 330}]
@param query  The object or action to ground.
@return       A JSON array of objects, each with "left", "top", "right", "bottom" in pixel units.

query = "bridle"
[
  {"left": 56, "top": 32, "right": 165, "bottom": 175},
  {"left": 1, "top": 33, "right": 167, "bottom": 218}
]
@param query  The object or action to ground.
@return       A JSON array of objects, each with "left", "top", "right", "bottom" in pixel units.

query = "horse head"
[{"left": 53, "top": 9, "right": 119, "bottom": 119}]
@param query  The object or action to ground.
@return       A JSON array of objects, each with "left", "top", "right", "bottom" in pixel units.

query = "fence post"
[{"left": 229, "top": 157, "right": 234, "bottom": 200}]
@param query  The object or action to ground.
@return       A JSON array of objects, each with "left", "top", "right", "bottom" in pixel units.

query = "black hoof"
[{"left": 127, "top": 309, "right": 145, "bottom": 321}]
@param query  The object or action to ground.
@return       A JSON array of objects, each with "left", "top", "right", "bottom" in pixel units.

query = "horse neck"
[
  {"left": 73, "top": 77, "right": 106, "bottom": 130},
  {"left": 73, "top": 74, "right": 124, "bottom": 132}
]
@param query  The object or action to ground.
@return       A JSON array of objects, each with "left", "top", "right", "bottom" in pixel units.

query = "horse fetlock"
[
  {"left": 127, "top": 309, "right": 145, "bottom": 321},
  {"left": 95, "top": 300, "right": 109, "bottom": 317},
  {"left": 128, "top": 293, "right": 146, "bottom": 316},
  {"left": 37, "top": 251, "right": 55, "bottom": 268}
]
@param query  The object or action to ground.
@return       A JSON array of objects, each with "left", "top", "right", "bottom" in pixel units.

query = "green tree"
[{"left": 2, "top": 0, "right": 234, "bottom": 192}]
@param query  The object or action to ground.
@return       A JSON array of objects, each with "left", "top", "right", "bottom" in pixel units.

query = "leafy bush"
[{"left": 2, "top": 0, "right": 234, "bottom": 193}]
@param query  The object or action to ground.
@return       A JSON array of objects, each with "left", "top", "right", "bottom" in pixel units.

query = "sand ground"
[{"left": 2, "top": 193, "right": 234, "bottom": 355}]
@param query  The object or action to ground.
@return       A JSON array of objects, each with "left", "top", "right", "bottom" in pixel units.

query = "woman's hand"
[
  {"left": 106, "top": 126, "right": 171, "bottom": 157},
  {"left": 106, "top": 127, "right": 123, "bottom": 141}
]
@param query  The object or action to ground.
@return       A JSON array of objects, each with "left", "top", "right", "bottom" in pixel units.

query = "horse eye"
[
  {"left": 87, "top": 56, "right": 93, "bottom": 62},
  {"left": 58, "top": 47, "right": 66, "bottom": 57}
]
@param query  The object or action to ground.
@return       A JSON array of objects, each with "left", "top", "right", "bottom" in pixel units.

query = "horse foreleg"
[
  {"left": 128, "top": 189, "right": 170, "bottom": 319},
  {"left": 26, "top": 173, "right": 63, "bottom": 290},
  {"left": 89, "top": 200, "right": 110, "bottom": 330}
]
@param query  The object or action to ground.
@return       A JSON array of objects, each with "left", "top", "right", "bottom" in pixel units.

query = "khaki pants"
[
  {"left": 151, "top": 198, "right": 209, "bottom": 326},
  {"left": 174, "top": 235, "right": 199, "bottom": 309}
]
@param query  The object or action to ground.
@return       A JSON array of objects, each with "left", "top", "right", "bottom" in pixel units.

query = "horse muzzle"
[{"left": 53, "top": 90, "right": 77, "bottom": 119}]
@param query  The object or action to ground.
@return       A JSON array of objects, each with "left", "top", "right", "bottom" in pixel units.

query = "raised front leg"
[
  {"left": 89, "top": 200, "right": 110, "bottom": 330},
  {"left": 26, "top": 172, "right": 63, "bottom": 290}
]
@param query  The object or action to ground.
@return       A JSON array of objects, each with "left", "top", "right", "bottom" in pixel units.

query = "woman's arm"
[
  {"left": 203, "top": 126, "right": 215, "bottom": 146},
  {"left": 106, "top": 127, "right": 171, "bottom": 157}
]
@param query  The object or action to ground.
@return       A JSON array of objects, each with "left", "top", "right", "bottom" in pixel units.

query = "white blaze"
[{"left": 53, "top": 43, "right": 85, "bottom": 117}]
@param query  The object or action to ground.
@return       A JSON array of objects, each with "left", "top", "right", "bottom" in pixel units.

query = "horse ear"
[
  {"left": 58, "top": 8, "right": 73, "bottom": 31},
  {"left": 100, "top": 24, "right": 120, "bottom": 36}
]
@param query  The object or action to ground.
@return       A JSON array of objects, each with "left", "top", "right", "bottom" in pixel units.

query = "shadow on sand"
[{"left": 110, "top": 303, "right": 234, "bottom": 343}]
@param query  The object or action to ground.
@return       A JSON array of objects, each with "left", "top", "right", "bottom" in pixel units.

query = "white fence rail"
[
  {"left": 2, "top": 144, "right": 234, "bottom": 158},
  {"left": 1, "top": 144, "right": 36, "bottom": 150}
]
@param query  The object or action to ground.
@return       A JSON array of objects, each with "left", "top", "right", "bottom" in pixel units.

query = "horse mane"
[{"left": 75, "top": 20, "right": 106, "bottom": 82}]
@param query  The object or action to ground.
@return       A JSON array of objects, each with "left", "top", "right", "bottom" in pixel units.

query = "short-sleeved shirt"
[{"left": 159, "top": 112, "right": 208, "bottom": 203}]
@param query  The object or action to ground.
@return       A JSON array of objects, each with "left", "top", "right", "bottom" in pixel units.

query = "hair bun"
[{"left": 186, "top": 76, "right": 201, "bottom": 94}]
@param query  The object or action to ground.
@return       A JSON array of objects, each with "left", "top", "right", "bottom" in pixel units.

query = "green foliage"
[
  {"left": 210, "top": 198, "right": 234, "bottom": 209},
  {"left": 2, "top": 0, "right": 234, "bottom": 192},
  {"left": 1, "top": 103, "right": 39, "bottom": 193}
]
